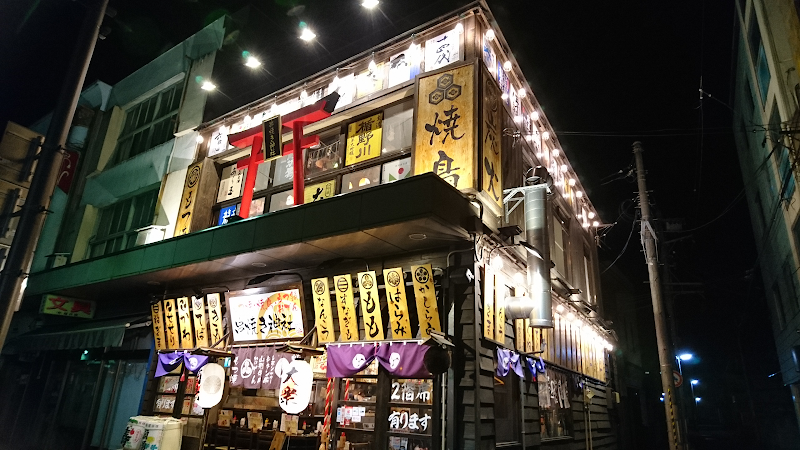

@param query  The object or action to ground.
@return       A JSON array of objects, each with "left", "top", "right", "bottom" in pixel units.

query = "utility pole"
[
  {"left": 633, "top": 141, "right": 682, "bottom": 450},
  {"left": 0, "top": 0, "right": 109, "bottom": 350}
]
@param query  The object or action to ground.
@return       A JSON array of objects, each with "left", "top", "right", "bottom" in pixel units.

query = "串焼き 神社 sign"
[{"left": 228, "top": 289, "right": 305, "bottom": 341}]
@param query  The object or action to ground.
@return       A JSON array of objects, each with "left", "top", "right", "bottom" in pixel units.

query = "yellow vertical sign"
[
  {"left": 174, "top": 161, "right": 203, "bottom": 236},
  {"left": 515, "top": 319, "right": 525, "bottom": 352},
  {"left": 311, "top": 278, "right": 336, "bottom": 343},
  {"left": 333, "top": 275, "right": 359, "bottom": 341},
  {"left": 414, "top": 63, "right": 476, "bottom": 191},
  {"left": 357, "top": 271, "right": 384, "bottom": 341},
  {"left": 150, "top": 301, "right": 166, "bottom": 351},
  {"left": 483, "top": 267, "right": 494, "bottom": 339},
  {"left": 495, "top": 286, "right": 506, "bottom": 343},
  {"left": 191, "top": 296, "right": 209, "bottom": 348},
  {"left": 163, "top": 299, "right": 179, "bottom": 349},
  {"left": 176, "top": 297, "right": 194, "bottom": 349},
  {"left": 410, "top": 264, "right": 441, "bottom": 339},
  {"left": 207, "top": 293, "right": 224, "bottom": 347},
  {"left": 481, "top": 68, "right": 503, "bottom": 207},
  {"left": 383, "top": 267, "right": 413, "bottom": 339},
  {"left": 345, "top": 113, "right": 383, "bottom": 166},
  {"left": 525, "top": 319, "right": 534, "bottom": 354}
]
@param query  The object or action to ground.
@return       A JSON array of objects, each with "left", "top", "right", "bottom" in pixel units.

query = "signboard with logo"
[
  {"left": 175, "top": 159, "right": 219, "bottom": 236},
  {"left": 410, "top": 264, "right": 440, "bottom": 339},
  {"left": 311, "top": 278, "right": 336, "bottom": 343},
  {"left": 263, "top": 115, "right": 283, "bottom": 161},
  {"left": 40, "top": 294, "right": 95, "bottom": 319},
  {"left": 226, "top": 287, "right": 305, "bottom": 342},
  {"left": 413, "top": 62, "right": 476, "bottom": 192},
  {"left": 333, "top": 274, "right": 359, "bottom": 342},
  {"left": 383, "top": 267, "right": 413, "bottom": 339},
  {"left": 357, "top": 271, "right": 385, "bottom": 341}
]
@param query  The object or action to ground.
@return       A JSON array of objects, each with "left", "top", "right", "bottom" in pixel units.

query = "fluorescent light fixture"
[
  {"left": 201, "top": 81, "right": 216, "bottom": 91},
  {"left": 245, "top": 56, "right": 261, "bottom": 68},
  {"left": 362, "top": 0, "right": 379, "bottom": 9}
]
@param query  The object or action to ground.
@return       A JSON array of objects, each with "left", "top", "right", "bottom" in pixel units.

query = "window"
[
  {"left": 583, "top": 248, "right": 594, "bottom": 304},
  {"left": 782, "top": 258, "right": 800, "bottom": 315},
  {"left": 772, "top": 281, "right": 787, "bottom": 329},
  {"left": 493, "top": 371, "right": 521, "bottom": 444},
  {"left": 90, "top": 189, "right": 159, "bottom": 257},
  {"left": 538, "top": 368, "right": 574, "bottom": 440},
  {"left": 381, "top": 102, "right": 413, "bottom": 154},
  {"left": 552, "top": 213, "right": 569, "bottom": 278},
  {"left": 115, "top": 83, "right": 183, "bottom": 164},
  {"left": 769, "top": 105, "right": 794, "bottom": 200},
  {"left": 756, "top": 44, "right": 771, "bottom": 104}
]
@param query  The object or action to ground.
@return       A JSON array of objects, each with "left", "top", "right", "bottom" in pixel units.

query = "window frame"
[
  {"left": 89, "top": 189, "right": 159, "bottom": 258},
  {"left": 114, "top": 83, "right": 184, "bottom": 164}
]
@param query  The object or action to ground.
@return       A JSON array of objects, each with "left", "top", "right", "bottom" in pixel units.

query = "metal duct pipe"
[{"left": 525, "top": 180, "right": 553, "bottom": 328}]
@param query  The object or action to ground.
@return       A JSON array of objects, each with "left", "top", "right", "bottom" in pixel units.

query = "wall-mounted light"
[
  {"left": 518, "top": 88, "right": 526, "bottom": 98},
  {"left": 501, "top": 92, "right": 509, "bottom": 101},
  {"left": 299, "top": 22, "right": 316, "bottom": 42},
  {"left": 454, "top": 22, "right": 464, "bottom": 34},
  {"left": 514, "top": 115, "right": 523, "bottom": 124},
  {"left": 575, "top": 191, "right": 583, "bottom": 198},
  {"left": 530, "top": 110, "right": 540, "bottom": 121},
  {"left": 196, "top": 135, "right": 204, "bottom": 144},
  {"left": 568, "top": 178, "right": 576, "bottom": 186},
  {"left": 485, "top": 29, "right": 495, "bottom": 41},
  {"left": 552, "top": 148, "right": 560, "bottom": 157},
  {"left": 245, "top": 56, "right": 261, "bottom": 68},
  {"left": 588, "top": 211, "right": 595, "bottom": 219},
  {"left": 362, "top": 0, "right": 379, "bottom": 8},
  {"left": 201, "top": 81, "right": 216, "bottom": 91},
  {"left": 542, "top": 131, "right": 550, "bottom": 141},
  {"left": 503, "top": 60, "right": 512, "bottom": 72}
]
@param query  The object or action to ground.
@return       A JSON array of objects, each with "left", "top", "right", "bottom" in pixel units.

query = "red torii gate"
[{"left": 227, "top": 92, "right": 340, "bottom": 218}]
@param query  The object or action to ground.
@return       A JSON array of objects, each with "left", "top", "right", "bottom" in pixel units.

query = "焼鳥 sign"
[
  {"left": 263, "top": 115, "right": 283, "bottom": 161},
  {"left": 333, "top": 275, "right": 359, "bottom": 342},
  {"left": 40, "top": 294, "right": 95, "bottom": 319},
  {"left": 357, "top": 271, "right": 385, "bottom": 341},
  {"left": 346, "top": 113, "right": 383, "bottom": 166},
  {"left": 480, "top": 68, "right": 503, "bottom": 207},
  {"left": 228, "top": 289, "right": 305, "bottom": 342},
  {"left": 311, "top": 278, "right": 336, "bottom": 343},
  {"left": 163, "top": 299, "right": 179, "bottom": 349},
  {"left": 414, "top": 63, "right": 476, "bottom": 191},
  {"left": 191, "top": 296, "right": 209, "bottom": 348},
  {"left": 207, "top": 293, "right": 224, "bottom": 347},
  {"left": 175, "top": 161, "right": 204, "bottom": 237},
  {"left": 176, "top": 297, "right": 194, "bottom": 349},
  {"left": 151, "top": 301, "right": 166, "bottom": 350},
  {"left": 410, "top": 264, "right": 441, "bottom": 339},
  {"left": 383, "top": 268, "right": 412, "bottom": 339}
]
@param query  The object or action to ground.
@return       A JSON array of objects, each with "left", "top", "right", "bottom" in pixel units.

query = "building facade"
[
  {"left": 732, "top": 0, "right": 800, "bottom": 434},
  {"left": 1, "top": 2, "right": 621, "bottom": 449}
]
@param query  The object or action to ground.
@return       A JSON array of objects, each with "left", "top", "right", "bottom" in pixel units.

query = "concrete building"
[
  {"left": 1, "top": 2, "right": 623, "bottom": 449},
  {"left": 732, "top": 0, "right": 800, "bottom": 434}
]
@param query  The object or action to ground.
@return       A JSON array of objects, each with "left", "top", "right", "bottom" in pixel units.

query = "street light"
[
  {"left": 690, "top": 379, "right": 699, "bottom": 386},
  {"left": 678, "top": 353, "right": 693, "bottom": 361},
  {"left": 695, "top": 397, "right": 701, "bottom": 403}
]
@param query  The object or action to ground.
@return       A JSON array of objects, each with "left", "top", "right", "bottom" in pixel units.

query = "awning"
[{"left": 10, "top": 317, "right": 147, "bottom": 352}]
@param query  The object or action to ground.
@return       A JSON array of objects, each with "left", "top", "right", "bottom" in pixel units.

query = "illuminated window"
[
  {"left": 114, "top": 83, "right": 183, "bottom": 164},
  {"left": 342, "top": 166, "right": 381, "bottom": 194}
]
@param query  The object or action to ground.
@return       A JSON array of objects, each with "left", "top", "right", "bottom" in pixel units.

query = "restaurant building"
[{"left": 1, "top": 2, "right": 619, "bottom": 449}]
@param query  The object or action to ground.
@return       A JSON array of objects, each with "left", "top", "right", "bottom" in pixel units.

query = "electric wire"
[
  {"left": 664, "top": 188, "right": 745, "bottom": 234},
  {"left": 602, "top": 209, "right": 638, "bottom": 274}
]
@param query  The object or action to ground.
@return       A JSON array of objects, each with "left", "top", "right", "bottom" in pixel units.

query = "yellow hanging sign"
[
  {"left": 311, "top": 278, "right": 336, "bottom": 343},
  {"left": 333, "top": 275, "right": 359, "bottom": 341},
  {"left": 495, "top": 287, "right": 506, "bottom": 343},
  {"left": 207, "top": 293, "right": 224, "bottom": 347},
  {"left": 515, "top": 319, "right": 525, "bottom": 352},
  {"left": 414, "top": 63, "right": 476, "bottom": 191},
  {"left": 383, "top": 267, "right": 412, "bottom": 339},
  {"left": 345, "top": 113, "right": 383, "bottom": 166},
  {"left": 483, "top": 267, "right": 494, "bottom": 339},
  {"left": 151, "top": 301, "right": 166, "bottom": 351},
  {"left": 525, "top": 319, "right": 534, "bottom": 354},
  {"left": 176, "top": 296, "right": 194, "bottom": 349},
  {"left": 357, "top": 271, "right": 385, "bottom": 341},
  {"left": 163, "top": 298, "right": 179, "bottom": 350},
  {"left": 410, "top": 264, "right": 441, "bottom": 339},
  {"left": 191, "top": 296, "right": 209, "bottom": 348}
]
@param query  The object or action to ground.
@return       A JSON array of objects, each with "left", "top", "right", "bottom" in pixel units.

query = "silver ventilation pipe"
[
  {"left": 525, "top": 168, "right": 553, "bottom": 328},
  {"left": 502, "top": 166, "right": 553, "bottom": 328}
]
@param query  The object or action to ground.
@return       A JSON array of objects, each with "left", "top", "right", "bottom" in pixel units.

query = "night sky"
[{"left": 0, "top": 0, "right": 792, "bottom": 443}]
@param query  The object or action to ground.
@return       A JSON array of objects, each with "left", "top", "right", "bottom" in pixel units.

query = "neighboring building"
[
  {"left": 1, "top": 2, "right": 621, "bottom": 449},
  {"left": 732, "top": 0, "right": 800, "bottom": 435}
]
